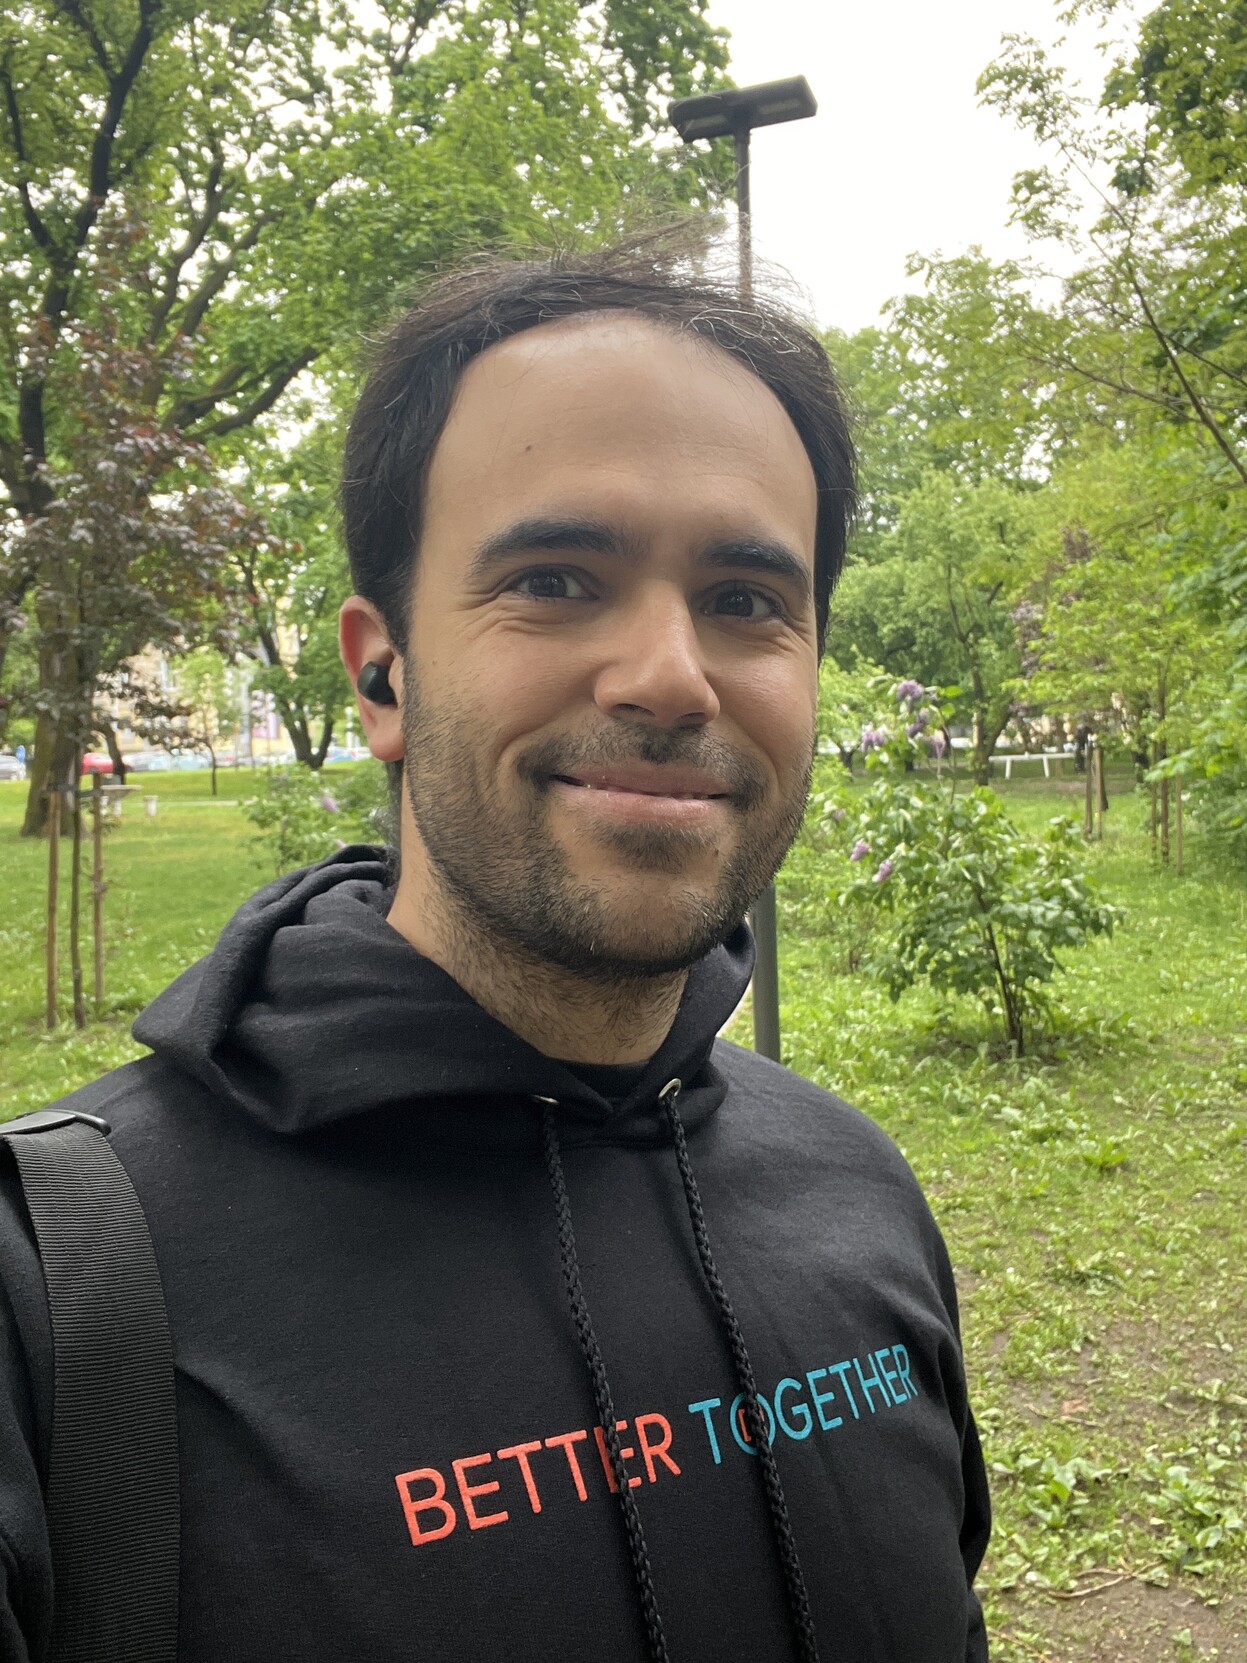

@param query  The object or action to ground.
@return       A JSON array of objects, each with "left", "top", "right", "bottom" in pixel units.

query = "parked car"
[
  {"left": 0, "top": 753, "right": 26, "bottom": 782},
  {"left": 81, "top": 752, "right": 116, "bottom": 775}
]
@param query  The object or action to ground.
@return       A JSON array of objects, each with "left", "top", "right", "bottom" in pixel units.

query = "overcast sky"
[{"left": 700, "top": 0, "right": 1141, "bottom": 334}]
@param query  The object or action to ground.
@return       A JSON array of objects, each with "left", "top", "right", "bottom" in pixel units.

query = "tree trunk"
[
  {"left": 1150, "top": 782, "right": 1158, "bottom": 860},
  {"left": 313, "top": 714, "right": 334, "bottom": 770},
  {"left": 22, "top": 709, "right": 78, "bottom": 837},
  {"left": 286, "top": 706, "right": 315, "bottom": 768},
  {"left": 101, "top": 720, "right": 129, "bottom": 783}
]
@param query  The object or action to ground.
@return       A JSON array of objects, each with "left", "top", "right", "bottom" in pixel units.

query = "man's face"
[{"left": 400, "top": 313, "right": 820, "bottom": 978}]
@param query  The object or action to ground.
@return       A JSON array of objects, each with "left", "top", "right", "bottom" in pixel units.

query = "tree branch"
[
  {"left": 1027, "top": 348, "right": 1191, "bottom": 419},
  {"left": 146, "top": 150, "right": 228, "bottom": 343},
  {"left": 1129, "top": 270, "right": 1247, "bottom": 486},
  {"left": 0, "top": 62, "right": 53, "bottom": 248},
  {"left": 18, "top": 0, "right": 163, "bottom": 467},
  {"left": 387, "top": 2, "right": 442, "bottom": 74},
  {"left": 53, "top": 0, "right": 114, "bottom": 78},
  {"left": 192, "top": 349, "right": 318, "bottom": 439},
  {"left": 161, "top": 360, "right": 250, "bottom": 431},
  {"left": 175, "top": 210, "right": 275, "bottom": 340}
]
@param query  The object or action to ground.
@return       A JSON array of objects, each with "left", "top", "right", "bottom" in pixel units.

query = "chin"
[{"left": 545, "top": 891, "right": 743, "bottom": 980}]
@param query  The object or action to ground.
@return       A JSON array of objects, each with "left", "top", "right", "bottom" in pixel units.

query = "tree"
[
  {"left": 2, "top": 242, "right": 258, "bottom": 826},
  {"left": 0, "top": 0, "right": 730, "bottom": 831},
  {"left": 174, "top": 646, "right": 235, "bottom": 796},
  {"left": 234, "top": 424, "right": 352, "bottom": 771},
  {"left": 1021, "top": 441, "right": 1221, "bottom": 860},
  {"left": 975, "top": 0, "right": 1247, "bottom": 857},
  {"left": 831, "top": 471, "right": 1032, "bottom": 784}
]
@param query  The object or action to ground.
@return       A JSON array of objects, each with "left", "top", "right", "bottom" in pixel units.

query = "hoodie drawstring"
[
  {"left": 538, "top": 1099, "right": 670, "bottom": 1663},
  {"left": 538, "top": 1085, "right": 821, "bottom": 1663}
]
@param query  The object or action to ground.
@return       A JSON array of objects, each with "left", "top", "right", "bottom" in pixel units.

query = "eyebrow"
[{"left": 467, "top": 515, "right": 813, "bottom": 606}]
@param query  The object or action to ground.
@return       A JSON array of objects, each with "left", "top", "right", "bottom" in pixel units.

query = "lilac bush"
[{"left": 821, "top": 679, "right": 1118, "bottom": 1054}]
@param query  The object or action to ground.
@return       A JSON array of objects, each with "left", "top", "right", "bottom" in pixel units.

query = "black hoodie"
[{"left": 0, "top": 851, "right": 991, "bottom": 1662}]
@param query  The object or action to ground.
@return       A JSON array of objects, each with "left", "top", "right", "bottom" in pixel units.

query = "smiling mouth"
[{"left": 550, "top": 774, "right": 729, "bottom": 801}]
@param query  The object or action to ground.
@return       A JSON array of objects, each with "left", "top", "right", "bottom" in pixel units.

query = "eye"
[
  {"left": 508, "top": 567, "right": 593, "bottom": 601},
  {"left": 706, "top": 583, "right": 782, "bottom": 621}
]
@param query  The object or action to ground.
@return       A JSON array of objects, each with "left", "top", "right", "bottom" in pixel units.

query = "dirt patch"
[{"left": 997, "top": 1581, "right": 1246, "bottom": 1661}]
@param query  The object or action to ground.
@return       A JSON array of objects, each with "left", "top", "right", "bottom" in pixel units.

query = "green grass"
[
  {"left": 0, "top": 769, "right": 264, "bottom": 1109},
  {"left": 752, "top": 762, "right": 1247, "bottom": 1660},
  {"left": 2, "top": 761, "right": 1244, "bottom": 1660}
]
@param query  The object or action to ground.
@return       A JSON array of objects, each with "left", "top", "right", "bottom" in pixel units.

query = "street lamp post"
[{"left": 668, "top": 76, "right": 817, "bottom": 1065}]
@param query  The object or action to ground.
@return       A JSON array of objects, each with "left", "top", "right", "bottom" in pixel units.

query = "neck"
[{"left": 386, "top": 842, "right": 686, "bottom": 1068}]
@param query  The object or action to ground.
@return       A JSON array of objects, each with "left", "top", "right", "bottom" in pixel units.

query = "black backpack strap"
[{"left": 1, "top": 1109, "right": 180, "bottom": 1663}]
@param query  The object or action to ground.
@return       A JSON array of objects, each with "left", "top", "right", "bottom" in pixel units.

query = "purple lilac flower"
[
  {"left": 320, "top": 792, "right": 340, "bottom": 814},
  {"left": 927, "top": 733, "right": 947, "bottom": 760},
  {"left": 873, "top": 859, "right": 894, "bottom": 884},
  {"left": 895, "top": 679, "right": 924, "bottom": 708},
  {"left": 860, "top": 724, "right": 889, "bottom": 754},
  {"left": 850, "top": 839, "right": 871, "bottom": 863},
  {"left": 906, "top": 709, "right": 931, "bottom": 738}
]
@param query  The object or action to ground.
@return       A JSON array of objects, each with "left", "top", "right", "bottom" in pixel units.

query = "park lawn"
[
  {"left": 2, "top": 762, "right": 1244, "bottom": 1661},
  {"left": 748, "top": 761, "right": 1247, "bottom": 1662},
  {"left": 0, "top": 769, "right": 264, "bottom": 1112}
]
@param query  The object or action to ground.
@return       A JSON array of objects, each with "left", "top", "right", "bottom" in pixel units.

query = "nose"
[{"left": 592, "top": 585, "right": 721, "bottom": 728}]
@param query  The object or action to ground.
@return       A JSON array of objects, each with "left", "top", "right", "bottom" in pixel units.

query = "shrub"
[
  {"left": 242, "top": 760, "right": 391, "bottom": 876},
  {"left": 825, "top": 680, "right": 1119, "bottom": 1055}
]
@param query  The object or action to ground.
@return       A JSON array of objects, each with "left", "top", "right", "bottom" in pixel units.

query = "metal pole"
[
  {"left": 734, "top": 126, "right": 753, "bottom": 300},
  {"left": 731, "top": 121, "right": 782, "bottom": 1063}
]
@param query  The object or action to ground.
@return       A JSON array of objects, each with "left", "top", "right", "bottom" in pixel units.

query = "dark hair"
[{"left": 342, "top": 232, "right": 857, "bottom": 656}]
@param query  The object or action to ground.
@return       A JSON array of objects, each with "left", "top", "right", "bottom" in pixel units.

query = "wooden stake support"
[
  {"left": 92, "top": 774, "right": 106, "bottom": 1013},
  {"left": 1094, "top": 745, "right": 1104, "bottom": 841},
  {"left": 45, "top": 787, "right": 61, "bottom": 1030},
  {"left": 70, "top": 771, "right": 86, "bottom": 1029}
]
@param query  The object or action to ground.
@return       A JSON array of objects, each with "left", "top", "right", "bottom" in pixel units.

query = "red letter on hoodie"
[{"left": 395, "top": 1468, "right": 456, "bottom": 1545}]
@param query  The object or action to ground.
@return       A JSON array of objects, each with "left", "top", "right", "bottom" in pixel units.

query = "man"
[{"left": 0, "top": 244, "right": 990, "bottom": 1661}]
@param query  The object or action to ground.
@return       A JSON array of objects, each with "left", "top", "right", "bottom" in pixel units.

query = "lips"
[{"left": 549, "top": 764, "right": 730, "bottom": 800}]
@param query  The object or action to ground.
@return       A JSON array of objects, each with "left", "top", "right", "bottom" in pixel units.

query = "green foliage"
[
  {"left": 239, "top": 424, "right": 354, "bottom": 769},
  {"left": 1141, "top": 1428, "right": 1247, "bottom": 1574},
  {"left": 241, "top": 759, "right": 390, "bottom": 876},
  {"left": 816, "top": 653, "right": 889, "bottom": 768},
  {"left": 830, "top": 473, "right": 1031, "bottom": 782},
  {"left": 821, "top": 686, "right": 1117, "bottom": 1056},
  {"left": 833, "top": 782, "right": 1117, "bottom": 1057},
  {"left": 0, "top": 0, "right": 730, "bottom": 828},
  {"left": 1106, "top": 0, "right": 1247, "bottom": 194}
]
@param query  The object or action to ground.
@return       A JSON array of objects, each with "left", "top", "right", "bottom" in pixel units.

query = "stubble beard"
[{"left": 400, "top": 673, "right": 814, "bottom": 983}]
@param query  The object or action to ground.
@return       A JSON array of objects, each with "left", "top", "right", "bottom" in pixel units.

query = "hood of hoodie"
[{"left": 132, "top": 846, "right": 754, "bottom": 1145}]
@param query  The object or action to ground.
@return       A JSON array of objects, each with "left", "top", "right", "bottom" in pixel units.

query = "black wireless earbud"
[{"left": 357, "top": 661, "right": 397, "bottom": 706}]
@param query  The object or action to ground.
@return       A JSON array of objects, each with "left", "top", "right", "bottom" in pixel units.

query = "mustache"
[{"left": 517, "top": 725, "right": 768, "bottom": 810}]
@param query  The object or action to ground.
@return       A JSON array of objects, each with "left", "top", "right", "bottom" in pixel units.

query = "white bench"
[{"left": 991, "top": 751, "right": 1068, "bottom": 781}]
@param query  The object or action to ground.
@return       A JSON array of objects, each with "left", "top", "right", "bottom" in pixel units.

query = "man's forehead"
[{"left": 430, "top": 310, "right": 813, "bottom": 477}]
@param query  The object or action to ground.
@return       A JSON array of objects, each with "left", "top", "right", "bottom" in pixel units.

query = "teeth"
[{"left": 557, "top": 776, "right": 711, "bottom": 798}]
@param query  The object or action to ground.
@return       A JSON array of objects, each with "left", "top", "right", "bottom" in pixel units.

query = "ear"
[{"left": 339, "top": 595, "right": 405, "bottom": 764}]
